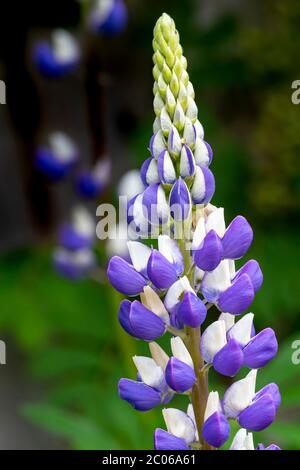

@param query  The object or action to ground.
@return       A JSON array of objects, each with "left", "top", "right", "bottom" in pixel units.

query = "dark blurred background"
[{"left": 0, "top": 0, "right": 299, "bottom": 449}]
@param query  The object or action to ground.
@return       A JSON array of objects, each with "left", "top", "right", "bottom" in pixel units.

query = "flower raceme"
[{"left": 106, "top": 13, "right": 281, "bottom": 450}]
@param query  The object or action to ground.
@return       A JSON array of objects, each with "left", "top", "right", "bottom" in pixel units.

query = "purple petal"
[
  {"left": 154, "top": 429, "right": 189, "bottom": 450},
  {"left": 218, "top": 273, "right": 255, "bottom": 315},
  {"left": 169, "top": 178, "right": 191, "bottom": 221},
  {"left": 147, "top": 250, "right": 178, "bottom": 289},
  {"left": 204, "top": 141, "right": 213, "bottom": 165},
  {"left": 107, "top": 256, "right": 147, "bottom": 296},
  {"left": 58, "top": 224, "right": 92, "bottom": 251},
  {"left": 118, "top": 300, "right": 136, "bottom": 337},
  {"left": 258, "top": 444, "right": 281, "bottom": 450},
  {"left": 243, "top": 328, "right": 278, "bottom": 369},
  {"left": 234, "top": 259, "right": 263, "bottom": 293},
  {"left": 165, "top": 357, "right": 196, "bottom": 393},
  {"left": 76, "top": 171, "right": 104, "bottom": 198},
  {"left": 202, "top": 411, "right": 230, "bottom": 448},
  {"left": 238, "top": 394, "right": 276, "bottom": 431},
  {"left": 177, "top": 291, "right": 207, "bottom": 328},
  {"left": 118, "top": 379, "right": 161, "bottom": 411},
  {"left": 90, "top": 0, "right": 128, "bottom": 36},
  {"left": 255, "top": 383, "right": 281, "bottom": 411},
  {"left": 193, "top": 230, "right": 223, "bottom": 272},
  {"left": 129, "top": 300, "right": 166, "bottom": 341},
  {"left": 213, "top": 339, "right": 244, "bottom": 377},
  {"left": 222, "top": 216, "right": 253, "bottom": 260}
]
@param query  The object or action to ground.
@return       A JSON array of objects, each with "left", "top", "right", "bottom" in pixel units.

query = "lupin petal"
[
  {"left": 154, "top": 429, "right": 189, "bottom": 450},
  {"left": 169, "top": 178, "right": 191, "bottom": 221},
  {"left": 213, "top": 339, "right": 244, "bottom": 377},
  {"left": 142, "top": 183, "right": 170, "bottom": 225},
  {"left": 140, "top": 157, "right": 160, "bottom": 186},
  {"left": 165, "top": 358, "right": 196, "bottom": 393},
  {"left": 179, "top": 144, "right": 196, "bottom": 178},
  {"left": 193, "top": 230, "right": 223, "bottom": 272},
  {"left": 118, "top": 378, "right": 161, "bottom": 411},
  {"left": 234, "top": 259, "right": 263, "bottom": 293},
  {"left": 149, "top": 130, "right": 166, "bottom": 159},
  {"left": 147, "top": 250, "right": 178, "bottom": 289},
  {"left": 202, "top": 411, "right": 230, "bottom": 448},
  {"left": 218, "top": 273, "right": 255, "bottom": 315},
  {"left": 194, "top": 139, "right": 213, "bottom": 166},
  {"left": 157, "top": 150, "right": 177, "bottom": 184},
  {"left": 129, "top": 300, "right": 166, "bottom": 341},
  {"left": 238, "top": 394, "right": 276, "bottom": 431},
  {"left": 243, "top": 328, "right": 278, "bottom": 369},
  {"left": 176, "top": 291, "right": 207, "bottom": 327},
  {"left": 222, "top": 216, "right": 253, "bottom": 260},
  {"left": 191, "top": 165, "right": 215, "bottom": 204},
  {"left": 107, "top": 256, "right": 147, "bottom": 296}
]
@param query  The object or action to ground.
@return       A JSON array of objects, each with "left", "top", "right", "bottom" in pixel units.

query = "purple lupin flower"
[
  {"left": 35, "top": 132, "right": 79, "bottom": 180},
  {"left": 33, "top": 29, "right": 80, "bottom": 79},
  {"left": 106, "top": 13, "right": 281, "bottom": 451}
]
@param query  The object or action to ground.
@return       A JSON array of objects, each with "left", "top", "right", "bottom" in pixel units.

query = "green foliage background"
[{"left": 1, "top": 0, "right": 300, "bottom": 450}]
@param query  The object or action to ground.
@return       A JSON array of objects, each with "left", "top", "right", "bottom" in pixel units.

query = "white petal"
[
  {"left": 156, "top": 185, "right": 170, "bottom": 224},
  {"left": 191, "top": 166, "right": 206, "bottom": 202},
  {"left": 52, "top": 29, "right": 79, "bottom": 63},
  {"left": 194, "top": 138, "right": 209, "bottom": 166},
  {"left": 162, "top": 408, "right": 196, "bottom": 444},
  {"left": 183, "top": 118, "right": 196, "bottom": 147},
  {"left": 162, "top": 151, "right": 176, "bottom": 182},
  {"left": 201, "top": 320, "right": 227, "bottom": 363},
  {"left": 186, "top": 97, "right": 198, "bottom": 122},
  {"left": 223, "top": 370, "right": 257, "bottom": 419},
  {"left": 93, "top": 158, "right": 111, "bottom": 183},
  {"left": 228, "top": 313, "right": 254, "bottom": 347},
  {"left": 204, "top": 391, "right": 221, "bottom": 421},
  {"left": 170, "top": 337, "right": 193, "bottom": 367},
  {"left": 151, "top": 129, "right": 166, "bottom": 159},
  {"left": 140, "top": 286, "right": 170, "bottom": 324},
  {"left": 168, "top": 125, "right": 182, "bottom": 156},
  {"left": 206, "top": 207, "right": 226, "bottom": 238},
  {"left": 127, "top": 241, "right": 151, "bottom": 273},
  {"left": 160, "top": 107, "right": 173, "bottom": 136},
  {"left": 201, "top": 260, "right": 231, "bottom": 303},
  {"left": 49, "top": 132, "right": 77, "bottom": 163},
  {"left": 117, "top": 169, "right": 144, "bottom": 199},
  {"left": 149, "top": 342, "right": 169, "bottom": 370},
  {"left": 230, "top": 429, "right": 254, "bottom": 450},
  {"left": 218, "top": 312, "right": 235, "bottom": 331},
  {"left": 193, "top": 119, "right": 204, "bottom": 139},
  {"left": 72, "top": 206, "right": 95, "bottom": 238},
  {"left": 187, "top": 404, "right": 199, "bottom": 441},
  {"left": 146, "top": 159, "right": 160, "bottom": 185},
  {"left": 158, "top": 235, "right": 183, "bottom": 274},
  {"left": 192, "top": 217, "right": 206, "bottom": 249},
  {"left": 245, "top": 432, "right": 254, "bottom": 450},
  {"left": 132, "top": 356, "right": 164, "bottom": 389},
  {"left": 164, "top": 276, "right": 194, "bottom": 312}
]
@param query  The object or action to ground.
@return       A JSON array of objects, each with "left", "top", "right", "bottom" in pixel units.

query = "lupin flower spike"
[
  {"left": 33, "top": 29, "right": 80, "bottom": 79},
  {"left": 107, "top": 13, "right": 281, "bottom": 450},
  {"left": 35, "top": 132, "right": 79, "bottom": 180}
]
